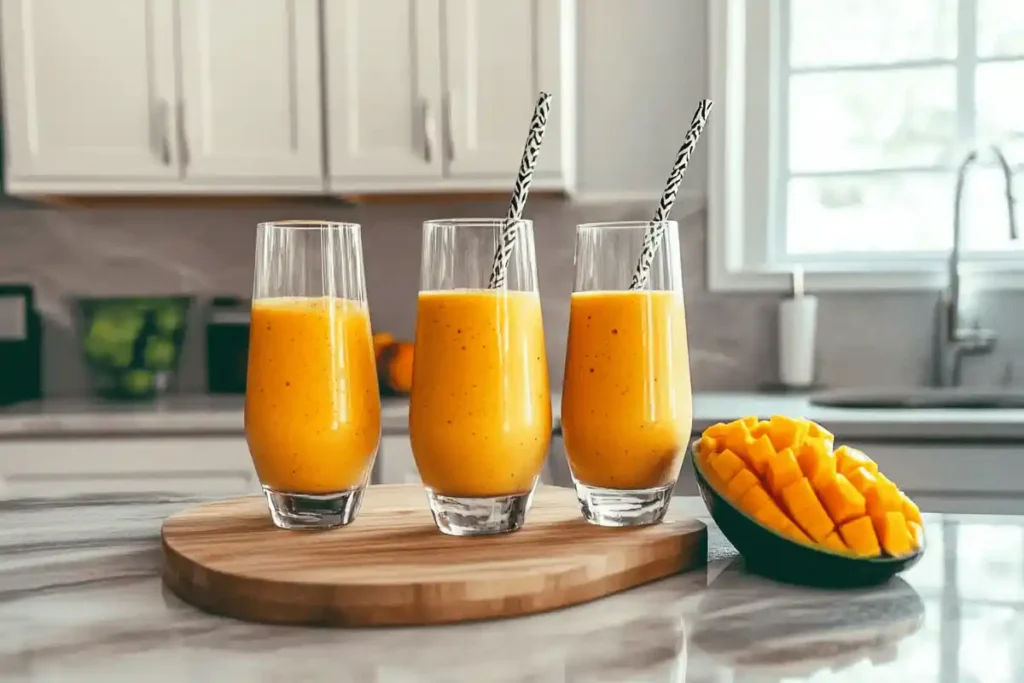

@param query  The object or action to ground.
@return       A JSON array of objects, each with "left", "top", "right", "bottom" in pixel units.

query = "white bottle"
[{"left": 778, "top": 266, "right": 818, "bottom": 388}]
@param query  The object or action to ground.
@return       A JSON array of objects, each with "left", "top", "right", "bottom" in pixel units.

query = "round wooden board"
[{"left": 162, "top": 484, "right": 707, "bottom": 627}]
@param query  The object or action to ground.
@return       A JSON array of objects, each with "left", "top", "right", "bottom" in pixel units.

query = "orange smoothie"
[
  {"left": 561, "top": 290, "right": 692, "bottom": 490},
  {"left": 245, "top": 297, "right": 381, "bottom": 494},
  {"left": 409, "top": 289, "right": 552, "bottom": 498}
]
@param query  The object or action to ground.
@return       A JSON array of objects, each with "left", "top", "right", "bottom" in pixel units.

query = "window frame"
[{"left": 707, "top": 0, "right": 1024, "bottom": 293}]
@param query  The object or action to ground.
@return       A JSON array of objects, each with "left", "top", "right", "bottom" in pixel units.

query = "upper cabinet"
[
  {"left": 443, "top": 0, "right": 563, "bottom": 181},
  {"left": 0, "top": 0, "right": 574, "bottom": 196},
  {"left": 177, "top": 0, "right": 324, "bottom": 189},
  {"left": 324, "top": 0, "right": 444, "bottom": 182},
  {"left": 0, "top": 0, "right": 179, "bottom": 186}
]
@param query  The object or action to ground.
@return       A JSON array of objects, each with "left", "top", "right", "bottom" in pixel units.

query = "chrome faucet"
[{"left": 933, "top": 146, "right": 1018, "bottom": 387}]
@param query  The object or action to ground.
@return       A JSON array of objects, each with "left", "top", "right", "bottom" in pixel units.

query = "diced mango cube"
[
  {"left": 752, "top": 499, "right": 790, "bottom": 533},
  {"left": 725, "top": 468, "right": 760, "bottom": 501},
  {"left": 766, "top": 415, "right": 810, "bottom": 451},
  {"left": 908, "top": 521, "right": 925, "bottom": 550},
  {"left": 698, "top": 434, "right": 719, "bottom": 458},
  {"left": 835, "top": 445, "right": 878, "bottom": 476},
  {"left": 723, "top": 428, "right": 755, "bottom": 459},
  {"left": 807, "top": 421, "right": 835, "bottom": 443},
  {"left": 782, "top": 521, "right": 812, "bottom": 544},
  {"left": 765, "top": 447, "right": 803, "bottom": 497},
  {"left": 846, "top": 466, "right": 879, "bottom": 496},
  {"left": 709, "top": 448, "right": 746, "bottom": 483},
  {"left": 879, "top": 511, "right": 914, "bottom": 557},
  {"left": 744, "top": 434, "right": 775, "bottom": 475},
  {"left": 901, "top": 492, "right": 922, "bottom": 525},
  {"left": 736, "top": 415, "right": 759, "bottom": 429},
  {"left": 705, "top": 422, "right": 729, "bottom": 439},
  {"left": 839, "top": 516, "right": 882, "bottom": 557},
  {"left": 817, "top": 473, "right": 867, "bottom": 525},
  {"left": 751, "top": 419, "right": 770, "bottom": 438},
  {"left": 781, "top": 477, "right": 835, "bottom": 542},
  {"left": 865, "top": 477, "right": 902, "bottom": 532},
  {"left": 739, "top": 483, "right": 774, "bottom": 516},
  {"left": 821, "top": 531, "right": 849, "bottom": 554},
  {"left": 798, "top": 437, "right": 836, "bottom": 484}
]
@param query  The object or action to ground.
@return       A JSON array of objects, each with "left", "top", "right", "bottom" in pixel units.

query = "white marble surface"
[
  {"left": 4, "top": 392, "right": 1024, "bottom": 440},
  {"left": 1, "top": 493, "right": 1021, "bottom": 682}
]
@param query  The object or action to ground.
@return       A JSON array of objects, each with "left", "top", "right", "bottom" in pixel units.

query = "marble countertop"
[
  {"left": 1, "top": 492, "right": 1020, "bottom": 682},
  {"left": 4, "top": 392, "right": 1024, "bottom": 440}
]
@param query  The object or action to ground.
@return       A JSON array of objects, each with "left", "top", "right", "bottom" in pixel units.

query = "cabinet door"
[
  {"left": 323, "top": 0, "right": 444, "bottom": 183},
  {"left": 0, "top": 0, "right": 179, "bottom": 184},
  {"left": 442, "top": 0, "right": 563, "bottom": 178},
  {"left": 177, "top": 0, "right": 323, "bottom": 188}
]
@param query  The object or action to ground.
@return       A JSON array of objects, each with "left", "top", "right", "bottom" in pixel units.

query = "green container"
[{"left": 75, "top": 296, "right": 193, "bottom": 400}]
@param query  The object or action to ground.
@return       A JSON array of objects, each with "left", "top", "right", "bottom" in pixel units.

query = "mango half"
[{"left": 696, "top": 416, "right": 923, "bottom": 559}]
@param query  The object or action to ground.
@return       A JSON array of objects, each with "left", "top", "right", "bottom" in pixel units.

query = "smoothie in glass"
[
  {"left": 561, "top": 290, "right": 692, "bottom": 490},
  {"left": 245, "top": 297, "right": 381, "bottom": 494},
  {"left": 409, "top": 289, "right": 552, "bottom": 498}
]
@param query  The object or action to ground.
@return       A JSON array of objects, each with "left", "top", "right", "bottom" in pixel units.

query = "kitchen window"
[{"left": 708, "top": 0, "right": 1024, "bottom": 292}]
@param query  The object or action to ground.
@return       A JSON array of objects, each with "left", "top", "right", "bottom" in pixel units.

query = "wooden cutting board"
[{"left": 162, "top": 484, "right": 707, "bottom": 626}]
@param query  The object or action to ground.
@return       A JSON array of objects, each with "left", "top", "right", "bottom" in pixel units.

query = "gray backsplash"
[{"left": 1, "top": 196, "right": 1022, "bottom": 398}]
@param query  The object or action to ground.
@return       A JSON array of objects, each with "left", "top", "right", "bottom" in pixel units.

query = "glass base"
[
  {"left": 573, "top": 481, "right": 675, "bottom": 527},
  {"left": 263, "top": 486, "right": 364, "bottom": 530},
  {"left": 425, "top": 489, "right": 533, "bottom": 536}
]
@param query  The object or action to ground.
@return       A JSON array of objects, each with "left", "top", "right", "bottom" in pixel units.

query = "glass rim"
[
  {"left": 257, "top": 220, "right": 360, "bottom": 231},
  {"left": 576, "top": 220, "right": 678, "bottom": 231},
  {"left": 423, "top": 217, "right": 533, "bottom": 229}
]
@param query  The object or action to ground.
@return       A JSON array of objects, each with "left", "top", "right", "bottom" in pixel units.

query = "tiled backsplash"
[{"left": 1, "top": 197, "right": 1022, "bottom": 397}]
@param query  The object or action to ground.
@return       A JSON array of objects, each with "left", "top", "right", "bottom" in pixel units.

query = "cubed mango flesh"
[
  {"left": 766, "top": 447, "right": 803, "bottom": 498},
  {"left": 816, "top": 473, "right": 867, "bottom": 525},
  {"left": 744, "top": 434, "right": 776, "bottom": 476},
  {"left": 879, "top": 511, "right": 914, "bottom": 557},
  {"left": 781, "top": 477, "right": 835, "bottom": 542},
  {"left": 821, "top": 531, "right": 849, "bottom": 554},
  {"left": 839, "top": 516, "right": 882, "bottom": 557},
  {"left": 767, "top": 415, "right": 809, "bottom": 451},
  {"left": 709, "top": 448, "right": 747, "bottom": 483},
  {"left": 725, "top": 468, "right": 760, "bottom": 501},
  {"left": 697, "top": 416, "right": 923, "bottom": 560},
  {"left": 835, "top": 445, "right": 878, "bottom": 476}
]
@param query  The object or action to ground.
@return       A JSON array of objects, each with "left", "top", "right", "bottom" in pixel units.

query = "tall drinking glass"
[
  {"left": 561, "top": 221, "right": 692, "bottom": 526},
  {"left": 409, "top": 218, "right": 552, "bottom": 536},
  {"left": 245, "top": 221, "right": 381, "bottom": 529}
]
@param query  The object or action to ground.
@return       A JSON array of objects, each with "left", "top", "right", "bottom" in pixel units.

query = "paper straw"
[
  {"left": 488, "top": 92, "right": 553, "bottom": 289},
  {"left": 629, "top": 99, "right": 714, "bottom": 291}
]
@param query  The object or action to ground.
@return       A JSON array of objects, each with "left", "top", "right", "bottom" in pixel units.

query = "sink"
[{"left": 809, "top": 387, "right": 1024, "bottom": 410}]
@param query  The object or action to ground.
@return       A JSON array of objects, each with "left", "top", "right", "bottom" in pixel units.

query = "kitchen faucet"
[{"left": 932, "top": 146, "right": 1018, "bottom": 387}]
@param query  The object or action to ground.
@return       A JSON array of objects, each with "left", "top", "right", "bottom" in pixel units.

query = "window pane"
[
  {"left": 963, "top": 169, "right": 1024, "bottom": 250},
  {"left": 786, "top": 173, "right": 952, "bottom": 254},
  {"left": 789, "top": 68, "right": 957, "bottom": 173},
  {"left": 789, "top": 0, "right": 956, "bottom": 68},
  {"left": 979, "top": 0, "right": 1024, "bottom": 57},
  {"left": 976, "top": 61, "right": 1024, "bottom": 160}
]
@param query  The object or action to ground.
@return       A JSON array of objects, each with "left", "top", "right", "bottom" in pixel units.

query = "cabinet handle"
[
  {"left": 443, "top": 91, "right": 455, "bottom": 161},
  {"left": 153, "top": 99, "right": 172, "bottom": 165},
  {"left": 421, "top": 98, "right": 435, "bottom": 164},
  {"left": 177, "top": 100, "right": 191, "bottom": 168}
]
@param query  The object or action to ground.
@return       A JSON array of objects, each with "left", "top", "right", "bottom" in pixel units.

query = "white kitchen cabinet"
[
  {"left": 0, "top": 0, "right": 180, "bottom": 190},
  {"left": 0, "top": 436, "right": 259, "bottom": 500},
  {"left": 442, "top": 0, "right": 564, "bottom": 180},
  {"left": 177, "top": 0, "right": 324, "bottom": 190},
  {"left": 324, "top": 0, "right": 445, "bottom": 185}
]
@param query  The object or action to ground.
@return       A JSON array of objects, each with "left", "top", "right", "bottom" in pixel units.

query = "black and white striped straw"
[
  {"left": 488, "top": 92, "right": 553, "bottom": 289},
  {"left": 630, "top": 99, "right": 714, "bottom": 290}
]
